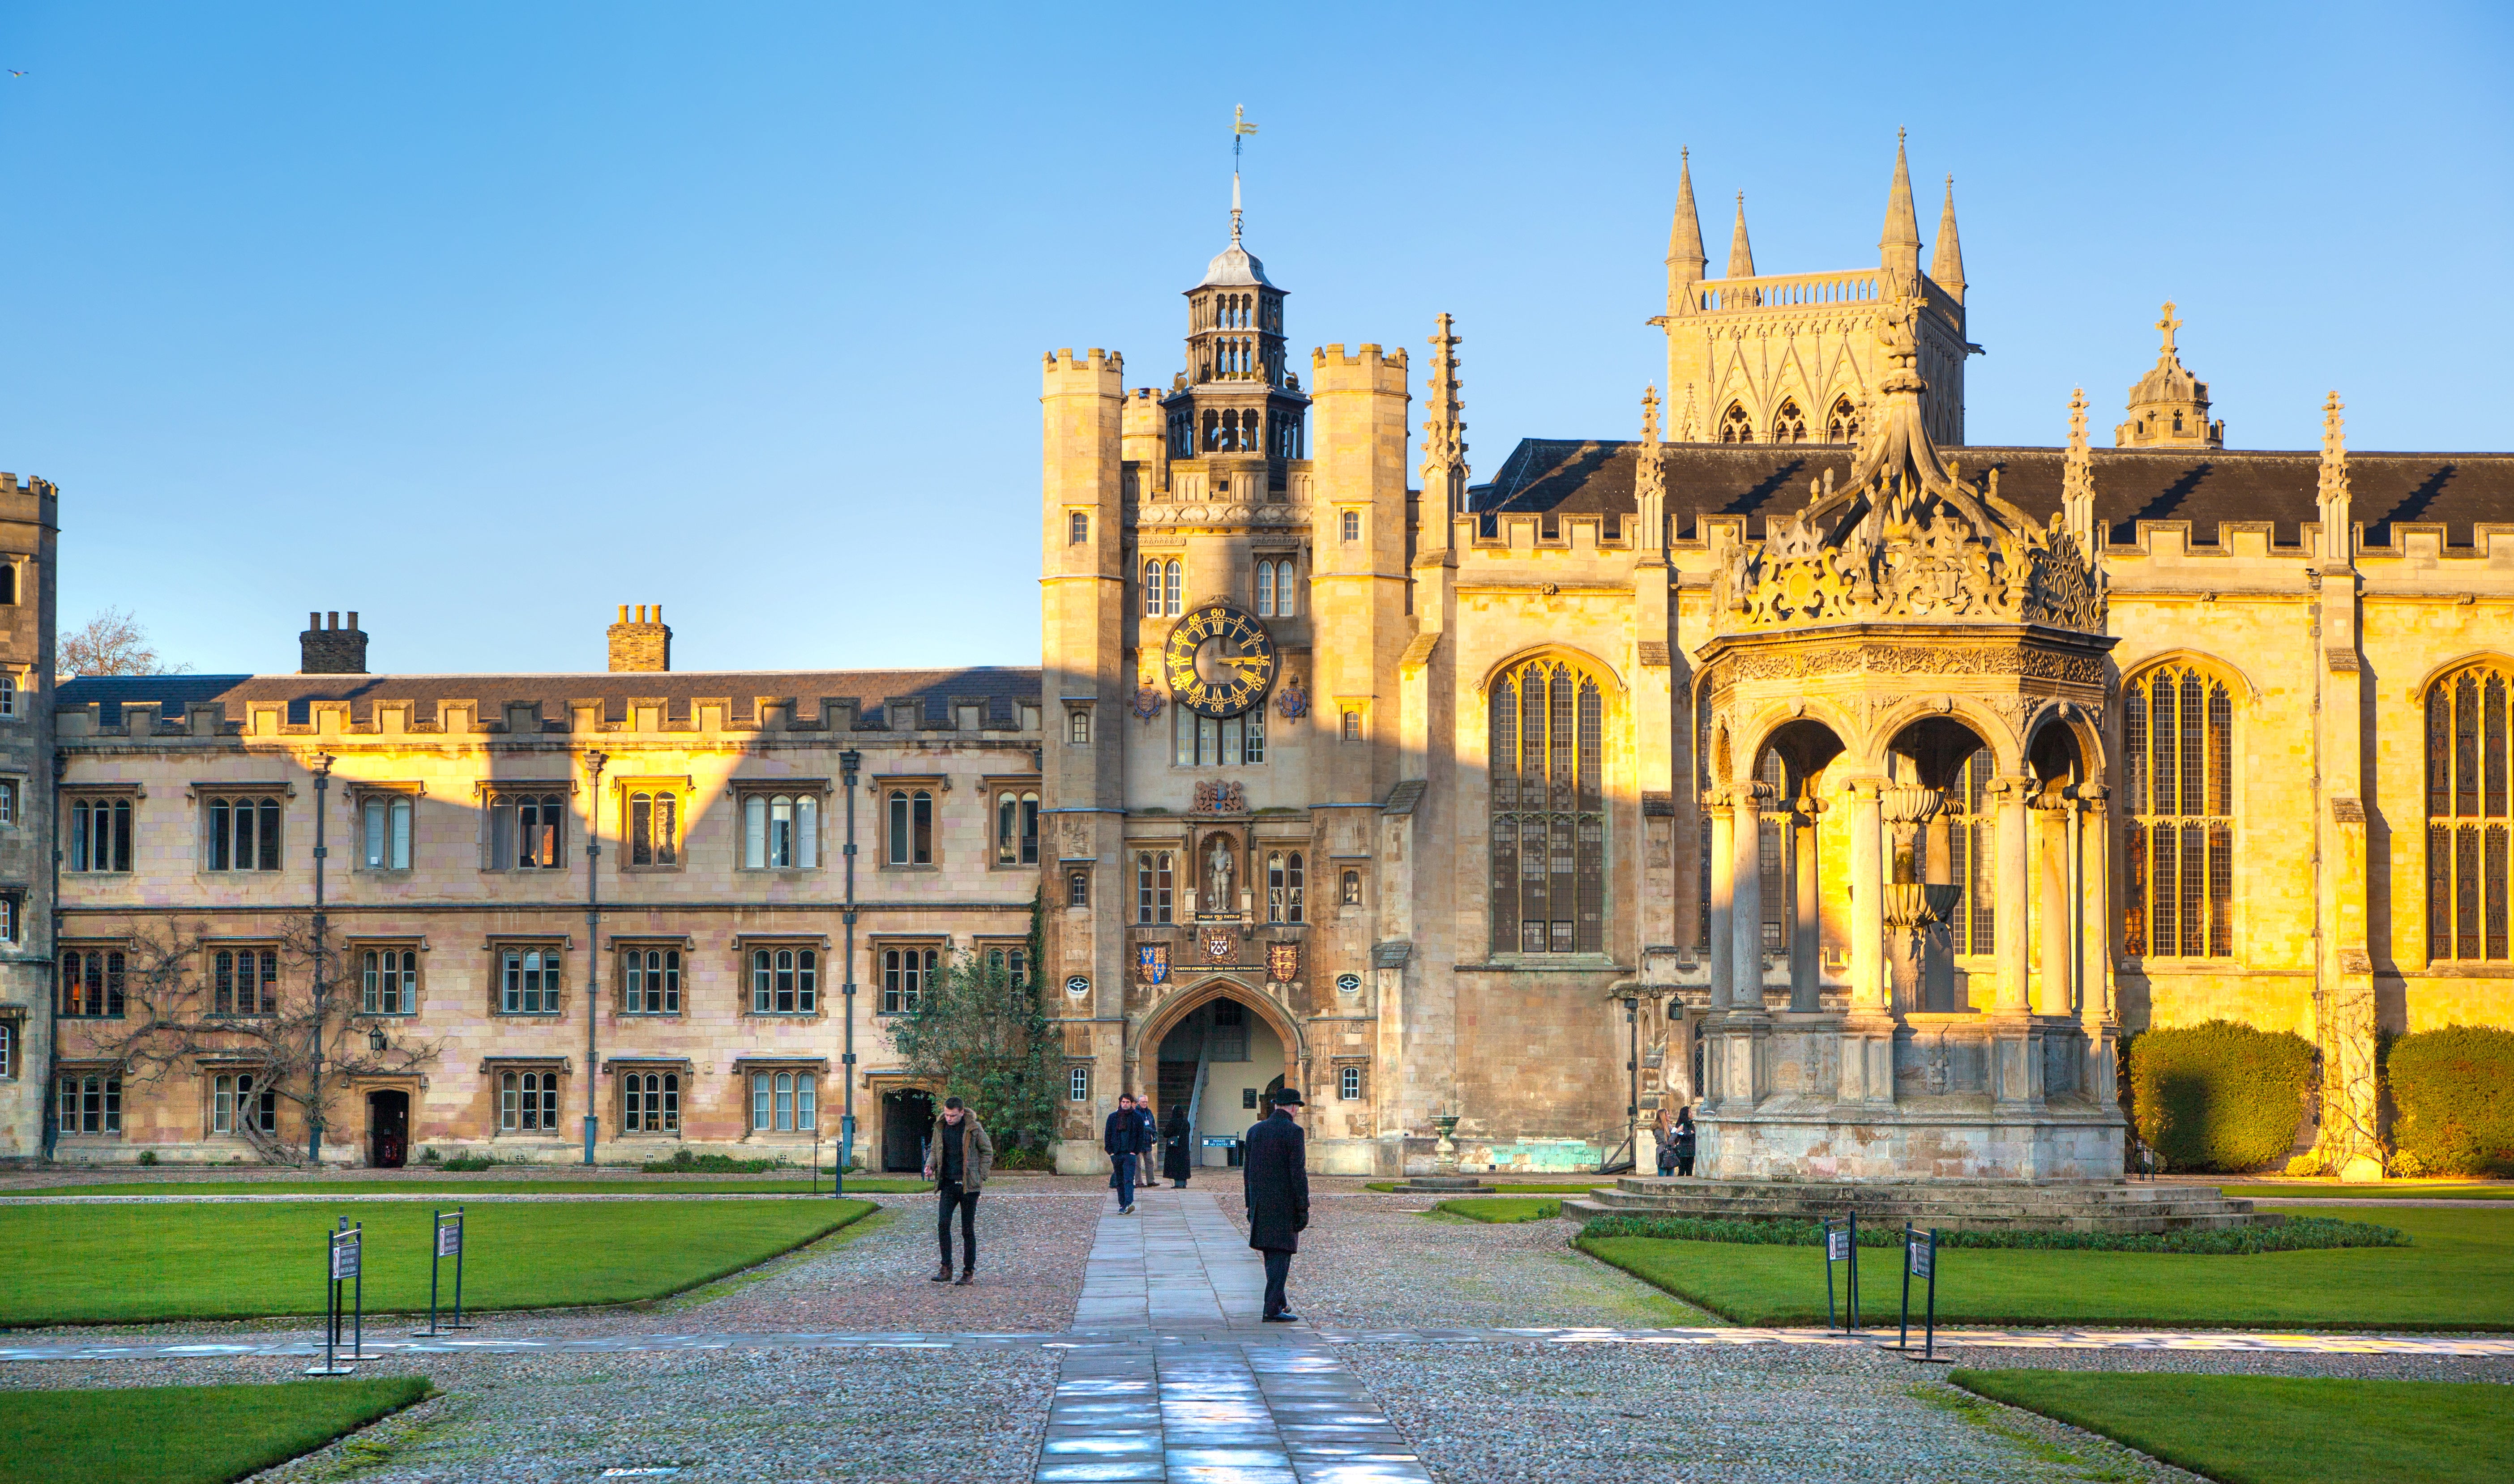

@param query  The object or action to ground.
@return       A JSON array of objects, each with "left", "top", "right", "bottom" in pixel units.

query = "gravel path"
[{"left": 1231, "top": 1193, "right": 1716, "bottom": 1330}]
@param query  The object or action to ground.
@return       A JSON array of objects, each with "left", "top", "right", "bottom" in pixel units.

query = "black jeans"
[
  {"left": 1676, "top": 1154, "right": 1696, "bottom": 1177},
  {"left": 1260, "top": 1248, "right": 1293, "bottom": 1316},
  {"left": 937, "top": 1183, "right": 978, "bottom": 1270}
]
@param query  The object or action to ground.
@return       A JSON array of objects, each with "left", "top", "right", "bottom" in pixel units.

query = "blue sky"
[{"left": 4, "top": 2, "right": 2508, "bottom": 675}]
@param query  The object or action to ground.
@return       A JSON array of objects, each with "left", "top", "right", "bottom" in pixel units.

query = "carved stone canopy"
[{"left": 1714, "top": 301, "right": 2106, "bottom": 636}]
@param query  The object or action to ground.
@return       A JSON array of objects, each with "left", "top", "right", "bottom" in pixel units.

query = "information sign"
[{"left": 330, "top": 1232, "right": 362, "bottom": 1280}]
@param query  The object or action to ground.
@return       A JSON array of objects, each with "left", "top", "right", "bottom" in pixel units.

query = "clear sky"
[{"left": 4, "top": 2, "right": 2508, "bottom": 676}]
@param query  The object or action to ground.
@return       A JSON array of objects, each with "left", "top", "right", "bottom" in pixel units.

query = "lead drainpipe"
[
  {"left": 837, "top": 748, "right": 861, "bottom": 1196},
  {"left": 583, "top": 750, "right": 607, "bottom": 1167},
  {"left": 308, "top": 752, "right": 335, "bottom": 1164}
]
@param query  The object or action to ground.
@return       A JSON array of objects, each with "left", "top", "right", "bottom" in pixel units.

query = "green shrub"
[
  {"left": 438, "top": 1155, "right": 496, "bottom": 1172},
  {"left": 2127, "top": 1019, "right": 2316, "bottom": 1172},
  {"left": 137, "top": 1151, "right": 158, "bottom": 1167},
  {"left": 992, "top": 1145, "right": 1055, "bottom": 1171},
  {"left": 1577, "top": 1211, "right": 2406, "bottom": 1255},
  {"left": 2387, "top": 1025, "right": 2514, "bottom": 1177},
  {"left": 641, "top": 1150, "right": 786, "bottom": 1174}
]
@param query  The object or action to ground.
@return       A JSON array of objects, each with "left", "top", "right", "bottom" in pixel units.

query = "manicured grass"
[
  {"left": 34, "top": 1177, "right": 934, "bottom": 1197},
  {"left": 0, "top": 1198, "right": 875, "bottom": 1326},
  {"left": 2222, "top": 1182, "right": 2514, "bottom": 1200},
  {"left": 1432, "top": 1197, "right": 1563, "bottom": 1222},
  {"left": 0, "top": 1377, "right": 430, "bottom": 1484},
  {"left": 1366, "top": 1181, "right": 1601, "bottom": 1194},
  {"left": 1950, "top": 1369, "right": 2514, "bottom": 1484},
  {"left": 1576, "top": 1206, "right": 2514, "bottom": 1330}
]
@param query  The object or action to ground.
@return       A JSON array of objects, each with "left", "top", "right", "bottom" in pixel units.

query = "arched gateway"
[
  {"left": 1690, "top": 300, "right": 2125, "bottom": 1182},
  {"left": 1134, "top": 979, "right": 1302, "bottom": 1167}
]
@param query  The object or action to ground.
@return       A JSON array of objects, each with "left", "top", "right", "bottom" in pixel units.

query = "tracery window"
[
  {"left": 487, "top": 792, "right": 567, "bottom": 871},
  {"left": 881, "top": 944, "right": 936, "bottom": 1014},
  {"left": 2121, "top": 664, "right": 2236, "bottom": 959},
  {"left": 750, "top": 947, "right": 818, "bottom": 1014},
  {"left": 499, "top": 1070, "right": 560, "bottom": 1132},
  {"left": 363, "top": 946, "right": 418, "bottom": 1015},
  {"left": 2426, "top": 662, "right": 2511, "bottom": 961},
  {"left": 1754, "top": 749, "right": 1791, "bottom": 951},
  {"left": 621, "top": 947, "right": 680, "bottom": 1015},
  {"left": 1136, "top": 851, "right": 1174, "bottom": 924},
  {"left": 1771, "top": 400, "right": 1807, "bottom": 445},
  {"left": 1941, "top": 749, "right": 1997, "bottom": 956},
  {"left": 623, "top": 1071, "right": 680, "bottom": 1134},
  {"left": 1826, "top": 397, "right": 1861, "bottom": 444},
  {"left": 1489, "top": 656, "right": 1607, "bottom": 955},
  {"left": 1719, "top": 403, "right": 1753, "bottom": 444}
]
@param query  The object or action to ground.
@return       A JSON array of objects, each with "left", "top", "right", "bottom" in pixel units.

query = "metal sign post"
[
  {"left": 413, "top": 1208, "right": 473, "bottom": 1336},
  {"left": 1821, "top": 1211, "right": 1861, "bottom": 1331},
  {"left": 307, "top": 1220, "right": 366, "bottom": 1374},
  {"left": 1890, "top": 1224, "right": 1950, "bottom": 1362}
]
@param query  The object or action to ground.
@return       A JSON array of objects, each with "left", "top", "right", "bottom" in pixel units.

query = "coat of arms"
[
  {"left": 1201, "top": 926, "right": 1237, "bottom": 964},
  {"left": 1266, "top": 941, "right": 1300, "bottom": 984},
  {"left": 1132, "top": 680, "right": 1167, "bottom": 721},
  {"left": 1136, "top": 942, "right": 1170, "bottom": 986},
  {"left": 1193, "top": 780, "right": 1245, "bottom": 814},
  {"left": 1275, "top": 674, "right": 1309, "bottom": 720}
]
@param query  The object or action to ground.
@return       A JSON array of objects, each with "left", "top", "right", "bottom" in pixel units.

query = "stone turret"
[{"left": 2116, "top": 302, "right": 2225, "bottom": 448}]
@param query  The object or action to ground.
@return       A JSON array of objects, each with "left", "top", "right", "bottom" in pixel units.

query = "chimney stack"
[
  {"left": 607, "top": 603, "right": 672, "bottom": 672},
  {"left": 299, "top": 610, "right": 369, "bottom": 674}
]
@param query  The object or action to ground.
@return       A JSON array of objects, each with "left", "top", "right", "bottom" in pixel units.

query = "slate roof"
[
  {"left": 56, "top": 667, "right": 1042, "bottom": 729},
  {"left": 1468, "top": 441, "right": 2514, "bottom": 550}
]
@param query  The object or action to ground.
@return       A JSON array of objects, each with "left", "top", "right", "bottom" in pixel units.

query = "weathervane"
[{"left": 1230, "top": 105, "right": 1258, "bottom": 243}]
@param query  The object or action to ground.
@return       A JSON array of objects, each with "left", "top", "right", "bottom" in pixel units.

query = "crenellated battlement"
[
  {"left": 1310, "top": 343, "right": 1408, "bottom": 395},
  {"left": 1465, "top": 509, "right": 1642, "bottom": 559},
  {"left": 57, "top": 688, "right": 1048, "bottom": 743},
  {"left": 1043, "top": 346, "right": 1125, "bottom": 381}
]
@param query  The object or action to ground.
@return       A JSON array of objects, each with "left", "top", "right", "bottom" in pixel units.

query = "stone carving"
[
  {"left": 1203, "top": 834, "right": 1236, "bottom": 907},
  {"left": 1728, "top": 644, "right": 2104, "bottom": 687},
  {"left": 1274, "top": 674, "right": 1309, "bottom": 720},
  {"left": 1714, "top": 306, "right": 2107, "bottom": 639},
  {"left": 1193, "top": 780, "right": 1245, "bottom": 814},
  {"left": 1131, "top": 679, "right": 1167, "bottom": 721}
]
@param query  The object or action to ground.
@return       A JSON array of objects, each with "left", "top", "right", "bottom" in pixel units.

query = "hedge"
[
  {"left": 2127, "top": 1019, "right": 2316, "bottom": 1173},
  {"left": 2387, "top": 1026, "right": 2514, "bottom": 1178},
  {"left": 1576, "top": 1212, "right": 2407, "bottom": 1255}
]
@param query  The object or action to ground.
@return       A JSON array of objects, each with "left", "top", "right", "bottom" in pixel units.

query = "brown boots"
[{"left": 929, "top": 1262, "right": 953, "bottom": 1283}]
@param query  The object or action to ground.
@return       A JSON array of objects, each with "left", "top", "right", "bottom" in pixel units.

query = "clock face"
[{"left": 1163, "top": 602, "right": 1277, "bottom": 718}]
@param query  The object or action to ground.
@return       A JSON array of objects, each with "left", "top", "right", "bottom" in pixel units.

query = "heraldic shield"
[
  {"left": 1266, "top": 941, "right": 1300, "bottom": 984},
  {"left": 1201, "top": 926, "right": 1237, "bottom": 964},
  {"left": 1137, "top": 942, "right": 1169, "bottom": 986}
]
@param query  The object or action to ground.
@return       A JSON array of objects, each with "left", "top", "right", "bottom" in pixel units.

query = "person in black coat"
[
  {"left": 1161, "top": 1104, "right": 1192, "bottom": 1188},
  {"left": 1241, "top": 1087, "right": 1310, "bottom": 1322}
]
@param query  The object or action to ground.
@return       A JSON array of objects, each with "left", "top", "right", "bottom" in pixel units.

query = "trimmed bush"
[
  {"left": 2127, "top": 1019, "right": 2315, "bottom": 1172},
  {"left": 641, "top": 1150, "right": 787, "bottom": 1174},
  {"left": 1577, "top": 1211, "right": 2406, "bottom": 1255},
  {"left": 2388, "top": 1025, "right": 2514, "bottom": 1177}
]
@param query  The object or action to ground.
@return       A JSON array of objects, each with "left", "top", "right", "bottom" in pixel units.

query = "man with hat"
[{"left": 1241, "top": 1084, "right": 1310, "bottom": 1322}]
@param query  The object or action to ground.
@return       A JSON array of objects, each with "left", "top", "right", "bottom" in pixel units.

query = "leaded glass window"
[
  {"left": 1489, "top": 657, "right": 1607, "bottom": 955},
  {"left": 2426, "top": 663, "right": 2511, "bottom": 961},
  {"left": 2121, "top": 665, "right": 2236, "bottom": 959}
]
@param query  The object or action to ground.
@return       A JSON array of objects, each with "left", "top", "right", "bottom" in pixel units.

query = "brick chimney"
[
  {"left": 607, "top": 604, "right": 671, "bottom": 672},
  {"left": 299, "top": 611, "right": 368, "bottom": 674}
]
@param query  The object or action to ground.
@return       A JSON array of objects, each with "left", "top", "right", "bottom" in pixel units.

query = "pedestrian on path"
[
  {"left": 1161, "top": 1103, "right": 1193, "bottom": 1189},
  {"left": 1672, "top": 1105, "right": 1697, "bottom": 1177},
  {"left": 1654, "top": 1102, "right": 1677, "bottom": 1177},
  {"left": 1243, "top": 1087, "right": 1309, "bottom": 1322},
  {"left": 922, "top": 1096, "right": 992, "bottom": 1285},
  {"left": 1103, "top": 1092, "right": 1153, "bottom": 1214}
]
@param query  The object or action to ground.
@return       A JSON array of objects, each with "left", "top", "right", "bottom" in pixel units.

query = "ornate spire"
[
  {"left": 1929, "top": 175, "right": 1965, "bottom": 303},
  {"left": 1725, "top": 192, "right": 1756, "bottom": 279},
  {"left": 2318, "top": 391, "right": 2352, "bottom": 563},
  {"left": 2115, "top": 301, "right": 2224, "bottom": 448},
  {"left": 1636, "top": 385, "right": 1667, "bottom": 552},
  {"left": 1421, "top": 313, "right": 1468, "bottom": 553},
  {"left": 1880, "top": 129, "right": 1921, "bottom": 286},
  {"left": 1667, "top": 148, "right": 1707, "bottom": 293},
  {"left": 2062, "top": 387, "right": 2096, "bottom": 552}
]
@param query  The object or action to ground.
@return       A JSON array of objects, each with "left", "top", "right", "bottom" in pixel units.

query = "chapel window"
[
  {"left": 1772, "top": 400, "right": 1807, "bottom": 445},
  {"left": 1720, "top": 403, "right": 1753, "bottom": 443},
  {"left": 1489, "top": 656, "right": 1607, "bottom": 955},
  {"left": 1826, "top": 397, "right": 1860, "bottom": 444},
  {"left": 2121, "top": 664, "right": 2236, "bottom": 959},
  {"left": 2425, "top": 662, "right": 2511, "bottom": 961},
  {"left": 1941, "top": 749, "right": 1997, "bottom": 956}
]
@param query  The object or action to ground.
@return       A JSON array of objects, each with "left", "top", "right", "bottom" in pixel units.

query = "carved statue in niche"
[{"left": 1204, "top": 834, "right": 1237, "bottom": 916}]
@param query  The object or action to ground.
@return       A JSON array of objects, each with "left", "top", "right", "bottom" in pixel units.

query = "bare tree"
[
  {"left": 59, "top": 607, "right": 192, "bottom": 679},
  {"left": 78, "top": 916, "right": 440, "bottom": 1165}
]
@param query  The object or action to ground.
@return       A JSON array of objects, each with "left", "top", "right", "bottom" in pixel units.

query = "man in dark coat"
[
  {"left": 1241, "top": 1087, "right": 1309, "bottom": 1322},
  {"left": 1103, "top": 1092, "right": 1153, "bottom": 1214},
  {"left": 1161, "top": 1104, "right": 1193, "bottom": 1188}
]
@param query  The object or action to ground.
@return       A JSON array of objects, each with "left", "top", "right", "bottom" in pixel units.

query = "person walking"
[
  {"left": 1672, "top": 1105, "right": 1698, "bottom": 1178},
  {"left": 921, "top": 1096, "right": 992, "bottom": 1286},
  {"left": 1242, "top": 1087, "right": 1309, "bottom": 1323},
  {"left": 1103, "top": 1092, "right": 1152, "bottom": 1214},
  {"left": 1161, "top": 1103, "right": 1193, "bottom": 1189}
]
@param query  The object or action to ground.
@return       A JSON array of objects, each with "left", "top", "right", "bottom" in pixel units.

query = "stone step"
[{"left": 1561, "top": 1194, "right": 2266, "bottom": 1234}]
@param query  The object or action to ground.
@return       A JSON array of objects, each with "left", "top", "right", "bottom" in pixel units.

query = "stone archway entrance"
[
  {"left": 1140, "top": 983, "right": 1299, "bottom": 1171},
  {"left": 366, "top": 1089, "right": 409, "bottom": 1168},
  {"left": 880, "top": 1088, "right": 934, "bottom": 1173}
]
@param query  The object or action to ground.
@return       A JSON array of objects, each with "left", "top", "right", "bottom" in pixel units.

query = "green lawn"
[
  {"left": 1577, "top": 1206, "right": 2514, "bottom": 1329},
  {"left": 1432, "top": 1197, "right": 1564, "bottom": 1222},
  {"left": 34, "top": 1177, "right": 932, "bottom": 1197},
  {"left": 0, "top": 1198, "right": 875, "bottom": 1325},
  {"left": 2222, "top": 1183, "right": 2514, "bottom": 1200},
  {"left": 1367, "top": 1181, "right": 1602, "bottom": 1194},
  {"left": 1951, "top": 1370, "right": 2514, "bottom": 1484},
  {"left": 0, "top": 1378, "right": 430, "bottom": 1484}
]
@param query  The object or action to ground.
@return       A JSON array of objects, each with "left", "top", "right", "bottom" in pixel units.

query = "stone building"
[
  {"left": 1042, "top": 137, "right": 2514, "bottom": 1179},
  {"left": 0, "top": 474, "right": 57, "bottom": 1160},
  {"left": 41, "top": 606, "right": 1043, "bottom": 1167}
]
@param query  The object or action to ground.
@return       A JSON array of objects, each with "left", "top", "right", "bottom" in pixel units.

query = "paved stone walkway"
[{"left": 1078, "top": 1188, "right": 1272, "bottom": 1330}]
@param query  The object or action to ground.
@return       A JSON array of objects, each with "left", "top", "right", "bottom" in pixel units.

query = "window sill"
[
  {"left": 356, "top": 869, "right": 415, "bottom": 878},
  {"left": 1454, "top": 957, "right": 1631, "bottom": 973},
  {"left": 492, "top": 1011, "right": 566, "bottom": 1019},
  {"left": 736, "top": 868, "right": 824, "bottom": 878},
  {"left": 619, "top": 866, "right": 685, "bottom": 876},
  {"left": 881, "top": 863, "right": 942, "bottom": 872},
  {"left": 56, "top": 1014, "right": 128, "bottom": 1021},
  {"left": 744, "top": 1010, "right": 824, "bottom": 1019},
  {"left": 618, "top": 1010, "right": 683, "bottom": 1019},
  {"left": 360, "top": 1011, "right": 419, "bottom": 1019}
]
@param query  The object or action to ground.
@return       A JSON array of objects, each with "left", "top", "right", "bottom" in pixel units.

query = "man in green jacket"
[{"left": 922, "top": 1097, "right": 994, "bottom": 1286}]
